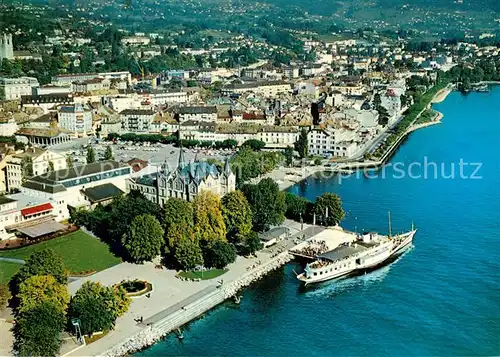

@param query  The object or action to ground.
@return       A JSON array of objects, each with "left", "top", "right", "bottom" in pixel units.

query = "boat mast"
[{"left": 388, "top": 211, "right": 392, "bottom": 238}]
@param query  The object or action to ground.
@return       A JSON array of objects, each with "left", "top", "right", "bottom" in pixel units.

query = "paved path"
[
  {"left": 0, "top": 257, "right": 25, "bottom": 264},
  {"left": 142, "top": 286, "right": 217, "bottom": 326}
]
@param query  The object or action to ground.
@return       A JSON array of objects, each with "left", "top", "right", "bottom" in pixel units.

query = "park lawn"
[
  {"left": 0, "top": 261, "right": 23, "bottom": 284},
  {"left": 0, "top": 230, "right": 121, "bottom": 274},
  {"left": 178, "top": 268, "right": 228, "bottom": 280}
]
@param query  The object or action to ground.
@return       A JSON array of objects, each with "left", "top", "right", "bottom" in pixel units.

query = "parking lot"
[{"left": 50, "top": 138, "right": 234, "bottom": 169}]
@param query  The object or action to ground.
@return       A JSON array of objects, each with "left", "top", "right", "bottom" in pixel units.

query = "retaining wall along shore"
[{"left": 100, "top": 252, "right": 293, "bottom": 357}]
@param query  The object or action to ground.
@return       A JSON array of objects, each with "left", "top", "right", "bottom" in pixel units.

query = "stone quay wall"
[{"left": 100, "top": 252, "right": 293, "bottom": 356}]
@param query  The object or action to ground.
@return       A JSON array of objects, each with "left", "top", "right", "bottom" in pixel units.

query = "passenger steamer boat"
[{"left": 296, "top": 217, "right": 416, "bottom": 285}]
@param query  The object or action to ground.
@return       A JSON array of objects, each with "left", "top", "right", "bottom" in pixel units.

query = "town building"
[
  {"left": 177, "top": 106, "right": 218, "bottom": 123},
  {"left": 0, "top": 33, "right": 14, "bottom": 61},
  {"left": 307, "top": 127, "right": 358, "bottom": 157},
  {"left": 0, "top": 194, "right": 64, "bottom": 241},
  {"left": 21, "top": 93, "right": 74, "bottom": 112},
  {"left": 0, "top": 143, "right": 15, "bottom": 193},
  {"left": 119, "top": 109, "right": 156, "bottom": 133},
  {"left": 6, "top": 148, "right": 67, "bottom": 192},
  {"left": 142, "top": 90, "right": 189, "bottom": 106},
  {"left": 72, "top": 78, "right": 111, "bottom": 93},
  {"left": 57, "top": 104, "right": 93, "bottom": 137},
  {"left": 222, "top": 81, "right": 292, "bottom": 97},
  {"left": 19, "top": 160, "right": 131, "bottom": 220},
  {"left": 51, "top": 71, "right": 131, "bottom": 86},
  {"left": 179, "top": 123, "right": 298, "bottom": 149},
  {"left": 0, "top": 118, "right": 18, "bottom": 136},
  {"left": 127, "top": 152, "right": 235, "bottom": 206},
  {"left": 0, "top": 77, "right": 39, "bottom": 100},
  {"left": 121, "top": 36, "right": 151, "bottom": 46}
]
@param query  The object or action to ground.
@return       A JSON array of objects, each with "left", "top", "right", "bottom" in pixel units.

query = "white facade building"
[
  {"left": 120, "top": 109, "right": 156, "bottom": 133},
  {"left": 307, "top": 127, "right": 358, "bottom": 157},
  {"left": 0, "top": 77, "right": 39, "bottom": 100},
  {"left": 6, "top": 148, "right": 67, "bottom": 192},
  {"left": 178, "top": 106, "right": 218, "bottom": 123},
  {"left": 57, "top": 104, "right": 93, "bottom": 137},
  {"left": 0, "top": 194, "right": 58, "bottom": 240},
  {"left": 20, "top": 161, "right": 131, "bottom": 220},
  {"left": 0, "top": 118, "right": 18, "bottom": 136}
]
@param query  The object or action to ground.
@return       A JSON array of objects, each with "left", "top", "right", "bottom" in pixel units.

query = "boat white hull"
[{"left": 297, "top": 229, "right": 417, "bottom": 285}]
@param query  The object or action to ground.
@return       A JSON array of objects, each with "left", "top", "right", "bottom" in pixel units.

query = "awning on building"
[
  {"left": 20, "top": 203, "right": 54, "bottom": 217},
  {"left": 16, "top": 221, "right": 67, "bottom": 238}
]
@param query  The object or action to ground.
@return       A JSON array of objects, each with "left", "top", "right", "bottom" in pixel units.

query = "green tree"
[
  {"left": 241, "top": 178, "right": 286, "bottom": 232},
  {"left": 221, "top": 190, "right": 253, "bottom": 244},
  {"left": 294, "top": 128, "right": 309, "bottom": 159},
  {"left": 283, "top": 146, "right": 294, "bottom": 167},
  {"left": 112, "top": 286, "right": 131, "bottom": 318},
  {"left": 13, "top": 250, "right": 67, "bottom": 293},
  {"left": 373, "top": 92, "right": 382, "bottom": 108},
  {"left": 242, "top": 231, "right": 262, "bottom": 256},
  {"left": 0, "top": 284, "right": 10, "bottom": 310},
  {"left": 242, "top": 139, "right": 266, "bottom": 151},
  {"left": 202, "top": 240, "right": 236, "bottom": 269},
  {"left": 174, "top": 234, "right": 204, "bottom": 270},
  {"left": 107, "top": 191, "right": 163, "bottom": 243},
  {"left": 122, "top": 214, "right": 164, "bottom": 263},
  {"left": 165, "top": 222, "right": 195, "bottom": 257},
  {"left": 48, "top": 161, "right": 54, "bottom": 171},
  {"left": 313, "top": 192, "right": 345, "bottom": 226},
  {"left": 86, "top": 146, "right": 96, "bottom": 164},
  {"left": 163, "top": 198, "right": 194, "bottom": 233},
  {"left": 21, "top": 156, "right": 34, "bottom": 180},
  {"left": 17, "top": 301, "right": 66, "bottom": 357},
  {"left": 66, "top": 154, "right": 74, "bottom": 168},
  {"left": 285, "top": 192, "right": 312, "bottom": 221},
  {"left": 104, "top": 146, "right": 113, "bottom": 160},
  {"left": 68, "top": 281, "right": 118, "bottom": 336},
  {"left": 193, "top": 191, "right": 226, "bottom": 242},
  {"left": 18, "top": 275, "right": 70, "bottom": 314}
]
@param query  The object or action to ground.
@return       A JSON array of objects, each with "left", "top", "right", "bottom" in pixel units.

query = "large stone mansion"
[{"left": 127, "top": 150, "right": 235, "bottom": 206}]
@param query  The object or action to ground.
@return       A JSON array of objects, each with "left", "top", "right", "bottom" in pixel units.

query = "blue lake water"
[{"left": 138, "top": 88, "right": 500, "bottom": 356}]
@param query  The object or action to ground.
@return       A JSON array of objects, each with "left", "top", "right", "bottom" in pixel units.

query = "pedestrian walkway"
[{"left": 142, "top": 286, "right": 217, "bottom": 326}]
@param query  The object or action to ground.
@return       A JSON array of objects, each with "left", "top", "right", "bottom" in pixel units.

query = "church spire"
[
  {"left": 224, "top": 156, "right": 232, "bottom": 176},
  {"left": 178, "top": 147, "right": 186, "bottom": 169}
]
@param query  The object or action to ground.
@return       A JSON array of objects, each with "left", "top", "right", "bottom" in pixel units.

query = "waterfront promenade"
[{"left": 67, "top": 220, "right": 324, "bottom": 356}]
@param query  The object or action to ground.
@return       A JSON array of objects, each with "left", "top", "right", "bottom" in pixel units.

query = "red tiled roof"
[{"left": 21, "top": 203, "right": 54, "bottom": 217}]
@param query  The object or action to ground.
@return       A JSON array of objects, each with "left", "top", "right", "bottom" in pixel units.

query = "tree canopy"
[
  {"left": 17, "top": 301, "right": 66, "bottom": 357},
  {"left": 68, "top": 281, "right": 125, "bottom": 336},
  {"left": 294, "top": 128, "right": 309, "bottom": 159},
  {"left": 202, "top": 240, "right": 236, "bottom": 269},
  {"left": 313, "top": 192, "right": 345, "bottom": 226},
  {"left": 122, "top": 214, "right": 164, "bottom": 262},
  {"left": 285, "top": 192, "right": 312, "bottom": 222},
  {"left": 104, "top": 146, "right": 113, "bottom": 160},
  {"left": 18, "top": 275, "right": 70, "bottom": 314},
  {"left": 241, "top": 139, "right": 266, "bottom": 151},
  {"left": 86, "top": 146, "right": 96, "bottom": 164},
  {"left": 174, "top": 233, "right": 204, "bottom": 270},
  {"left": 13, "top": 249, "right": 67, "bottom": 293},
  {"left": 241, "top": 178, "right": 286, "bottom": 232},
  {"left": 221, "top": 190, "right": 253, "bottom": 244},
  {"left": 193, "top": 191, "right": 226, "bottom": 242},
  {"left": 163, "top": 197, "right": 194, "bottom": 233}
]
